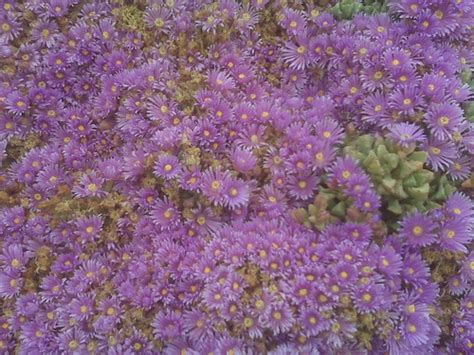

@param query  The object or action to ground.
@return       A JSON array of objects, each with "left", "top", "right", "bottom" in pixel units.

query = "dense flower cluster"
[{"left": 0, "top": 0, "right": 473, "bottom": 353}]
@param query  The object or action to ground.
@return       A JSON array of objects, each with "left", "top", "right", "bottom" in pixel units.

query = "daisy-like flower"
[
  {"left": 154, "top": 154, "right": 181, "bottom": 180},
  {"left": 144, "top": 6, "right": 172, "bottom": 33},
  {"left": 425, "top": 102, "right": 464, "bottom": 140},
  {"left": 151, "top": 198, "right": 180, "bottom": 231},
  {"left": 0, "top": 14, "right": 21, "bottom": 41},
  {"left": 58, "top": 329, "right": 87, "bottom": 354},
  {"left": 0, "top": 269, "right": 22, "bottom": 298},
  {"left": 354, "top": 190, "right": 381, "bottom": 213},
  {"left": 230, "top": 147, "right": 257, "bottom": 173},
  {"left": 353, "top": 284, "right": 387, "bottom": 313},
  {"left": 280, "top": 8, "right": 306, "bottom": 35},
  {"left": 262, "top": 302, "right": 295, "bottom": 335},
  {"left": 202, "top": 283, "right": 227, "bottom": 310},
  {"left": 288, "top": 173, "right": 318, "bottom": 200},
  {"left": 448, "top": 155, "right": 471, "bottom": 180},
  {"left": 420, "top": 73, "right": 447, "bottom": 102},
  {"left": 36, "top": 164, "right": 66, "bottom": 192},
  {"left": 423, "top": 138, "right": 457, "bottom": 172},
  {"left": 330, "top": 157, "right": 360, "bottom": 186},
  {"left": 182, "top": 309, "right": 213, "bottom": 342},
  {"left": 5, "top": 92, "right": 29, "bottom": 116},
  {"left": 377, "top": 245, "right": 403, "bottom": 277},
  {"left": 223, "top": 178, "right": 250, "bottom": 210},
  {"left": 362, "top": 92, "right": 390, "bottom": 127},
  {"left": 73, "top": 172, "right": 106, "bottom": 198},
  {"left": 31, "top": 19, "right": 58, "bottom": 48},
  {"left": 282, "top": 36, "right": 311, "bottom": 71},
  {"left": 75, "top": 215, "right": 103, "bottom": 242},
  {"left": 200, "top": 168, "right": 230, "bottom": 206},
  {"left": 388, "top": 122, "right": 426, "bottom": 148},
  {"left": 438, "top": 220, "right": 471, "bottom": 253},
  {"left": 299, "top": 308, "right": 329, "bottom": 336},
  {"left": 389, "top": 85, "right": 422, "bottom": 116},
  {"left": 208, "top": 70, "right": 235, "bottom": 92},
  {"left": 383, "top": 48, "right": 412, "bottom": 72},
  {"left": 402, "top": 313, "right": 430, "bottom": 347},
  {"left": 444, "top": 192, "right": 474, "bottom": 221},
  {"left": 68, "top": 295, "right": 95, "bottom": 321},
  {"left": 0, "top": 244, "right": 29, "bottom": 271},
  {"left": 399, "top": 212, "right": 437, "bottom": 247},
  {"left": 236, "top": 5, "right": 260, "bottom": 30},
  {"left": 447, "top": 275, "right": 468, "bottom": 295}
]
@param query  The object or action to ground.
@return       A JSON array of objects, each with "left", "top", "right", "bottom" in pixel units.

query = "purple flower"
[
  {"left": 151, "top": 198, "right": 180, "bottom": 231},
  {"left": 75, "top": 215, "right": 103, "bottom": 242},
  {"left": 402, "top": 313, "right": 430, "bottom": 347},
  {"left": 200, "top": 168, "right": 230, "bottom": 205},
  {"left": 399, "top": 212, "right": 437, "bottom": 247},
  {"left": 425, "top": 102, "right": 464, "bottom": 140},
  {"left": 438, "top": 220, "right": 471, "bottom": 253},
  {"left": 153, "top": 311, "right": 183, "bottom": 340},
  {"left": 223, "top": 178, "right": 250, "bottom": 209},
  {"left": 262, "top": 302, "right": 295, "bottom": 335},
  {"left": 288, "top": 173, "right": 318, "bottom": 200},
  {"left": 0, "top": 269, "right": 22, "bottom": 298},
  {"left": 72, "top": 172, "right": 106, "bottom": 198},
  {"left": 182, "top": 310, "right": 213, "bottom": 342},
  {"left": 423, "top": 138, "right": 457, "bottom": 172},
  {"left": 353, "top": 284, "right": 387, "bottom": 313},
  {"left": 0, "top": 244, "right": 29, "bottom": 271},
  {"left": 299, "top": 308, "right": 329, "bottom": 336},
  {"left": 389, "top": 85, "right": 422, "bottom": 116},
  {"left": 230, "top": 147, "right": 257, "bottom": 173},
  {"left": 388, "top": 122, "right": 426, "bottom": 148},
  {"left": 154, "top": 154, "right": 181, "bottom": 180}
]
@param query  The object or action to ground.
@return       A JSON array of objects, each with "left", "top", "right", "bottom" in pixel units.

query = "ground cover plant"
[{"left": 0, "top": 0, "right": 473, "bottom": 353}]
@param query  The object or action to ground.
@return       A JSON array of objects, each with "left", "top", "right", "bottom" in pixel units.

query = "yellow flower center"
[
  {"left": 69, "top": 339, "right": 79, "bottom": 350},
  {"left": 439, "top": 116, "right": 449, "bottom": 125},
  {"left": 298, "top": 288, "right": 308, "bottom": 297},
  {"left": 11, "top": 259, "right": 20, "bottom": 268},
  {"left": 297, "top": 46, "right": 306, "bottom": 54},
  {"left": 87, "top": 183, "right": 97, "bottom": 192},
  {"left": 273, "top": 311, "right": 282, "bottom": 320},
  {"left": 362, "top": 293, "right": 372, "bottom": 302},
  {"left": 412, "top": 226, "right": 423, "bottom": 236},
  {"left": 403, "top": 98, "right": 412, "bottom": 105},
  {"left": 243, "top": 317, "right": 253, "bottom": 328}
]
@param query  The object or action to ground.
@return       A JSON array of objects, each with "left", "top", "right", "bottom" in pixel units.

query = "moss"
[{"left": 113, "top": 5, "right": 147, "bottom": 39}]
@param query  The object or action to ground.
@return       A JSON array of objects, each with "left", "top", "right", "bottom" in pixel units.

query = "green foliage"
[
  {"left": 331, "top": 0, "right": 388, "bottom": 19},
  {"left": 344, "top": 134, "right": 456, "bottom": 223}
]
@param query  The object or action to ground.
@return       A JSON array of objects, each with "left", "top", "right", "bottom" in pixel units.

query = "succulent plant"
[{"left": 344, "top": 134, "right": 456, "bottom": 221}]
